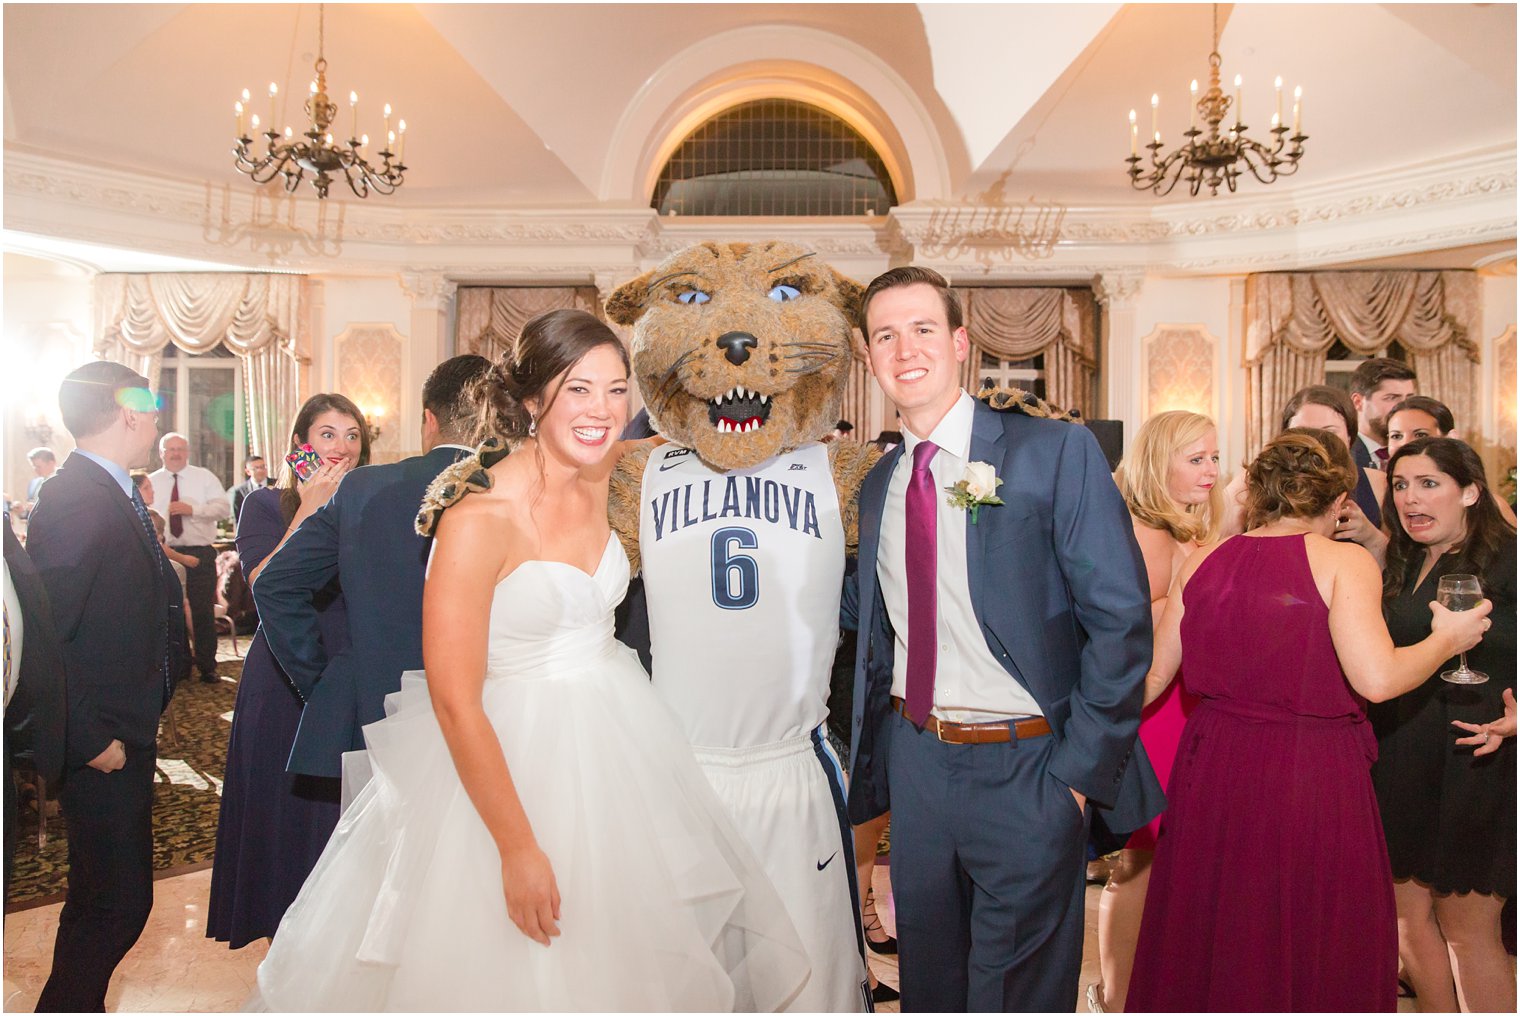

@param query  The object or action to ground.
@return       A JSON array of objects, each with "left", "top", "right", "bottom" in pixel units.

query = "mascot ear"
[
  {"left": 825, "top": 267, "right": 866, "bottom": 323},
  {"left": 606, "top": 270, "right": 655, "bottom": 326}
]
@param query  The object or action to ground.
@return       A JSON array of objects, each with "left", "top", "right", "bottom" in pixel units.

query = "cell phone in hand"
[{"left": 286, "top": 444, "right": 323, "bottom": 483}]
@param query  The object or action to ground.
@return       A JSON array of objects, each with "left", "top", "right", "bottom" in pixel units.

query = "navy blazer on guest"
[
  {"left": 25, "top": 453, "right": 182, "bottom": 768},
  {"left": 846, "top": 400, "right": 1166, "bottom": 835},
  {"left": 254, "top": 446, "right": 469, "bottom": 778}
]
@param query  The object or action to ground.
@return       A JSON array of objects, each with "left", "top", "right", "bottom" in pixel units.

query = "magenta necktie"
[{"left": 904, "top": 440, "right": 939, "bottom": 726}]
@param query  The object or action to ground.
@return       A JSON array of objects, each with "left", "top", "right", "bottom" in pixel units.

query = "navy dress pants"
[
  {"left": 886, "top": 710, "right": 1089, "bottom": 1013},
  {"left": 35, "top": 746, "right": 156, "bottom": 1012}
]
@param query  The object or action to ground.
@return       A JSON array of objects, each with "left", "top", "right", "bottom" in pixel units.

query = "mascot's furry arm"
[
  {"left": 609, "top": 442, "right": 653, "bottom": 574},
  {"left": 828, "top": 440, "right": 880, "bottom": 553}
]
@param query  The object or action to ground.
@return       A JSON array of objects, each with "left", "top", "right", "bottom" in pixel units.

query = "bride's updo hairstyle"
[
  {"left": 475, "top": 308, "right": 631, "bottom": 443},
  {"left": 1244, "top": 428, "right": 1358, "bottom": 528}
]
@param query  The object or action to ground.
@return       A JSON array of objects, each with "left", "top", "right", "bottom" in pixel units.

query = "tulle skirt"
[{"left": 252, "top": 644, "right": 811, "bottom": 1012}]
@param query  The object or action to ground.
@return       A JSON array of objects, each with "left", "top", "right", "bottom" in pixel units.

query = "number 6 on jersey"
[{"left": 710, "top": 527, "right": 759, "bottom": 609}]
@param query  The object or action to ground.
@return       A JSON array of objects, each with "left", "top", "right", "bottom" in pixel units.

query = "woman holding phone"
[{"left": 207, "top": 394, "right": 370, "bottom": 948}]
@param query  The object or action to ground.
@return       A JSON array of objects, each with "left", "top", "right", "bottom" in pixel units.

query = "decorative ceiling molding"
[{"left": 5, "top": 143, "right": 1513, "bottom": 281}]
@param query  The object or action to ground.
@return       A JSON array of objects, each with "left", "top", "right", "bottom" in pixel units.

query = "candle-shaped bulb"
[
  {"left": 388, "top": 129, "right": 396, "bottom": 147},
  {"left": 284, "top": 126, "right": 293, "bottom": 139},
  {"left": 324, "top": 132, "right": 333, "bottom": 145},
  {"left": 1234, "top": 74, "right": 1243, "bottom": 88},
  {"left": 269, "top": 82, "right": 278, "bottom": 98},
  {"left": 1151, "top": 93, "right": 1159, "bottom": 109},
  {"left": 349, "top": 91, "right": 358, "bottom": 106},
  {"left": 384, "top": 103, "right": 392, "bottom": 118},
  {"left": 1190, "top": 79, "right": 1199, "bottom": 96},
  {"left": 251, "top": 114, "right": 261, "bottom": 130},
  {"left": 1294, "top": 85, "right": 1302, "bottom": 100},
  {"left": 1128, "top": 108, "right": 1137, "bottom": 125},
  {"left": 234, "top": 100, "right": 244, "bottom": 115},
  {"left": 398, "top": 118, "right": 406, "bottom": 134},
  {"left": 241, "top": 88, "right": 251, "bottom": 103},
  {"left": 310, "top": 80, "right": 318, "bottom": 95},
  {"left": 360, "top": 133, "right": 369, "bottom": 147},
  {"left": 1274, "top": 75, "right": 1283, "bottom": 90}
]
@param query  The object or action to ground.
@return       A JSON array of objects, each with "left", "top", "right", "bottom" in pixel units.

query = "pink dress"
[
  {"left": 1127, "top": 534, "right": 1397, "bottom": 1012},
  {"left": 1125, "top": 676, "right": 1198, "bottom": 850}
]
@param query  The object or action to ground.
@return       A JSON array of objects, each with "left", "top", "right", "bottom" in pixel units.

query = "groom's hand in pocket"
[{"left": 502, "top": 842, "right": 562, "bottom": 946}]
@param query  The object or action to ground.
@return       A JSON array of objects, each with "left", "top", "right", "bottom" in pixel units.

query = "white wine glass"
[{"left": 1437, "top": 573, "right": 1488, "bottom": 685}]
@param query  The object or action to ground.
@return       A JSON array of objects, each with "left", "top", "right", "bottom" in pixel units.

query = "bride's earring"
[{"left": 528, "top": 415, "right": 537, "bottom": 438}]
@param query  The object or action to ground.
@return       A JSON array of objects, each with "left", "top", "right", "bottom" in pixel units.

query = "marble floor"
[{"left": 2, "top": 861, "right": 1425, "bottom": 1013}]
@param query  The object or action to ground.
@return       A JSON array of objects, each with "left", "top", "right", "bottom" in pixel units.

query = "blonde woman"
[{"left": 1091, "top": 411, "right": 1221, "bottom": 1012}]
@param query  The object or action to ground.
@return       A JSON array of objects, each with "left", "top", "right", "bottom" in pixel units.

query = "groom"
[{"left": 846, "top": 267, "right": 1162, "bottom": 1011}]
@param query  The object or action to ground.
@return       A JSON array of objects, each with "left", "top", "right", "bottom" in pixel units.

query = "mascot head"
[{"left": 607, "top": 240, "right": 864, "bottom": 471}]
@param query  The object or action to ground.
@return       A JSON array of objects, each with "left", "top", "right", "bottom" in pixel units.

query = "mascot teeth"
[{"left": 708, "top": 385, "right": 772, "bottom": 433}]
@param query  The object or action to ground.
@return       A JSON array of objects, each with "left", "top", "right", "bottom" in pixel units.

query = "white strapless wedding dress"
[{"left": 252, "top": 535, "right": 811, "bottom": 1012}]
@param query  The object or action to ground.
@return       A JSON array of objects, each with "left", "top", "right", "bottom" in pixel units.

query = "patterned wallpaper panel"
[
  {"left": 334, "top": 324, "right": 405, "bottom": 461},
  {"left": 1144, "top": 325, "right": 1215, "bottom": 419}
]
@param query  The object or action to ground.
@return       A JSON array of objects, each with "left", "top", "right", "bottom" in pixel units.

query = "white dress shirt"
[
  {"left": 878, "top": 390, "right": 1043, "bottom": 722},
  {"left": 148, "top": 464, "right": 231, "bottom": 547}
]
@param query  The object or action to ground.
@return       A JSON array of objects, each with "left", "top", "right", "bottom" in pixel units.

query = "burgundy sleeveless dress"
[{"left": 1127, "top": 534, "right": 1397, "bottom": 1012}]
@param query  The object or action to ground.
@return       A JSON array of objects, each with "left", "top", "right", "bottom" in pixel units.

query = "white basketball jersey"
[{"left": 640, "top": 443, "right": 845, "bottom": 749}]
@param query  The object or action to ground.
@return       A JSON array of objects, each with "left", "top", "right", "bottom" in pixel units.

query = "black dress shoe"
[
  {"left": 199, "top": 672, "right": 221, "bottom": 683},
  {"left": 871, "top": 981, "right": 900, "bottom": 1005}
]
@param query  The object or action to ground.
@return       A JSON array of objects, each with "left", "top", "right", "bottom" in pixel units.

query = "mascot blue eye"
[
  {"left": 676, "top": 290, "right": 710, "bottom": 305},
  {"left": 768, "top": 284, "right": 802, "bottom": 303}
]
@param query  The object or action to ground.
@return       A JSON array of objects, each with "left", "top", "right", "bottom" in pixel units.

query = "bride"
[{"left": 253, "top": 310, "right": 810, "bottom": 1011}]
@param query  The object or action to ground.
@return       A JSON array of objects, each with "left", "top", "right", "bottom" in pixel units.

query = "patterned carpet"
[{"left": 5, "top": 639, "right": 243, "bottom": 911}]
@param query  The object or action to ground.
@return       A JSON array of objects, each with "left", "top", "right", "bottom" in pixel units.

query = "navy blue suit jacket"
[
  {"left": 254, "top": 446, "right": 468, "bottom": 778},
  {"left": 846, "top": 401, "right": 1165, "bottom": 834},
  {"left": 25, "top": 453, "right": 183, "bottom": 767}
]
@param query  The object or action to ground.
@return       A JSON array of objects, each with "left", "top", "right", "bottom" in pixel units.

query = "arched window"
[{"left": 652, "top": 99, "right": 897, "bottom": 216}]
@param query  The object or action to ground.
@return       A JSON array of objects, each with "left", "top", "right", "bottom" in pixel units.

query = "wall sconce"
[{"left": 365, "top": 405, "right": 386, "bottom": 445}]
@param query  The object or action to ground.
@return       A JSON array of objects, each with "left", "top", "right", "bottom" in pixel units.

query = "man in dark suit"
[
  {"left": 28, "top": 361, "right": 186, "bottom": 1012},
  {"left": 3, "top": 514, "right": 67, "bottom": 895},
  {"left": 846, "top": 268, "right": 1162, "bottom": 1012},
  {"left": 1348, "top": 356, "right": 1417, "bottom": 472},
  {"left": 255, "top": 355, "right": 490, "bottom": 779},
  {"left": 228, "top": 454, "right": 274, "bottom": 526}
]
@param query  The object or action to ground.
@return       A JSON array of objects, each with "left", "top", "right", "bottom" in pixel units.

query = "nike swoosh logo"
[{"left": 817, "top": 852, "right": 837, "bottom": 871}]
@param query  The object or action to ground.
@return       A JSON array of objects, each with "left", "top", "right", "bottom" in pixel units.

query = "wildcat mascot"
[{"left": 607, "top": 241, "right": 878, "bottom": 1012}]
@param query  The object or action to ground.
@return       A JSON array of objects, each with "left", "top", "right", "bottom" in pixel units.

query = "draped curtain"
[
  {"left": 456, "top": 286, "right": 603, "bottom": 363},
  {"left": 954, "top": 287, "right": 1098, "bottom": 417},
  {"left": 1244, "top": 271, "right": 1480, "bottom": 456},
  {"left": 94, "top": 274, "right": 305, "bottom": 463}
]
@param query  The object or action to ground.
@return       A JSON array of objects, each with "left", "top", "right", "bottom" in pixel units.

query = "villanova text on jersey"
[{"left": 649, "top": 475, "right": 824, "bottom": 542}]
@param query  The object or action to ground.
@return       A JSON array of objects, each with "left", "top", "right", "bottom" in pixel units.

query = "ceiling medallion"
[
  {"left": 232, "top": 4, "right": 407, "bottom": 200},
  {"left": 1127, "top": 4, "right": 1306, "bottom": 197}
]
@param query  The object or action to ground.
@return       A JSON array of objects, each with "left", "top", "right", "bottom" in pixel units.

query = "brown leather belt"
[{"left": 892, "top": 696, "right": 1051, "bottom": 744}]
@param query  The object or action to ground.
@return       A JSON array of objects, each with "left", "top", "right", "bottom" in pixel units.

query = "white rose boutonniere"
[{"left": 944, "top": 461, "right": 1004, "bottom": 523}]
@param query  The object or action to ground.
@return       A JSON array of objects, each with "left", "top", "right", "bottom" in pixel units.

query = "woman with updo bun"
[
  {"left": 1126, "top": 429, "right": 1494, "bottom": 1013},
  {"left": 252, "top": 309, "right": 808, "bottom": 1011}
]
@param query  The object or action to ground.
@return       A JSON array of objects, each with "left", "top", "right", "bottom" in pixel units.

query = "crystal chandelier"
[
  {"left": 232, "top": 4, "right": 408, "bottom": 200},
  {"left": 1126, "top": 4, "right": 1306, "bottom": 197}
]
